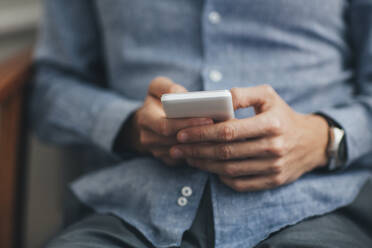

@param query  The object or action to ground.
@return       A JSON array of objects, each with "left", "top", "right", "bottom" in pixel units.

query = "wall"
[{"left": 0, "top": 0, "right": 40, "bottom": 61}]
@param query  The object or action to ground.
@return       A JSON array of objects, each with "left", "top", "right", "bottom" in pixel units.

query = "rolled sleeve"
[
  {"left": 92, "top": 97, "right": 142, "bottom": 152},
  {"left": 31, "top": 0, "right": 143, "bottom": 153}
]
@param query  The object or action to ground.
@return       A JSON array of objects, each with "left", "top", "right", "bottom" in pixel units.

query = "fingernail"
[
  {"left": 171, "top": 148, "right": 183, "bottom": 158},
  {"left": 178, "top": 132, "right": 188, "bottom": 142}
]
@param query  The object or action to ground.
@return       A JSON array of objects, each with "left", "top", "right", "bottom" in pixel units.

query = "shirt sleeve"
[
  {"left": 30, "top": 0, "right": 142, "bottom": 153},
  {"left": 316, "top": 0, "right": 372, "bottom": 168}
]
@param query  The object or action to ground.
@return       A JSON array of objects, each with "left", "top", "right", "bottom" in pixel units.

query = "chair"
[{"left": 0, "top": 48, "right": 32, "bottom": 248}]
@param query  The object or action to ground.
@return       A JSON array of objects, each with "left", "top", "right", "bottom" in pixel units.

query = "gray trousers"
[{"left": 47, "top": 180, "right": 372, "bottom": 248}]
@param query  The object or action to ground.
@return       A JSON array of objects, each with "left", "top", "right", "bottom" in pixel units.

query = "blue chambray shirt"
[{"left": 31, "top": 0, "right": 372, "bottom": 247}]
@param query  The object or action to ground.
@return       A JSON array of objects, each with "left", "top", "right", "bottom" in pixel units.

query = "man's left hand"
[{"left": 170, "top": 85, "right": 330, "bottom": 192}]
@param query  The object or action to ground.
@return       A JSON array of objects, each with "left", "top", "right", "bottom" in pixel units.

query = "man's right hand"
[{"left": 127, "top": 77, "right": 213, "bottom": 166}]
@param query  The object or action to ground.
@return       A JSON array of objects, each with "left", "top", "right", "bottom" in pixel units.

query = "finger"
[
  {"left": 171, "top": 139, "right": 279, "bottom": 160},
  {"left": 219, "top": 173, "right": 286, "bottom": 192},
  {"left": 186, "top": 158, "right": 281, "bottom": 177},
  {"left": 230, "top": 85, "right": 278, "bottom": 111},
  {"left": 149, "top": 77, "right": 187, "bottom": 99},
  {"left": 140, "top": 129, "right": 178, "bottom": 147},
  {"left": 177, "top": 113, "right": 279, "bottom": 143},
  {"left": 140, "top": 104, "right": 213, "bottom": 136}
]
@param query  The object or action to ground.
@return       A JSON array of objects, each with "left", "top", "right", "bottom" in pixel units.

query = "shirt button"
[
  {"left": 177, "top": 196, "right": 188, "bottom": 207},
  {"left": 181, "top": 186, "right": 193, "bottom": 197},
  {"left": 209, "top": 70, "right": 223, "bottom": 82},
  {"left": 208, "top": 11, "right": 221, "bottom": 24}
]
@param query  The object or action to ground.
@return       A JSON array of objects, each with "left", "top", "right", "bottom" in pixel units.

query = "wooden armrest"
[
  {"left": 0, "top": 47, "right": 32, "bottom": 248},
  {"left": 0, "top": 48, "right": 33, "bottom": 103}
]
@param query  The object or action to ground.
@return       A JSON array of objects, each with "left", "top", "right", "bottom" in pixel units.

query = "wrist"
[
  {"left": 306, "top": 114, "right": 330, "bottom": 169},
  {"left": 312, "top": 113, "right": 348, "bottom": 171}
]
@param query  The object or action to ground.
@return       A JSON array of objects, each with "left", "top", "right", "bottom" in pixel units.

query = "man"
[{"left": 31, "top": 0, "right": 372, "bottom": 247}]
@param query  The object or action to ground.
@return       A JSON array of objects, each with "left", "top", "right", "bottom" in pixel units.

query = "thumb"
[
  {"left": 149, "top": 77, "right": 187, "bottom": 99},
  {"left": 230, "top": 85, "right": 276, "bottom": 111}
]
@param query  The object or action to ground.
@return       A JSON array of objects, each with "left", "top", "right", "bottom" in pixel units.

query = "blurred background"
[
  {"left": 0, "top": 0, "right": 82, "bottom": 247},
  {"left": 0, "top": 0, "right": 39, "bottom": 61}
]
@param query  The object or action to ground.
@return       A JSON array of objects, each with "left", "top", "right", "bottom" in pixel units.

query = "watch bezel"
[{"left": 327, "top": 126, "right": 346, "bottom": 171}]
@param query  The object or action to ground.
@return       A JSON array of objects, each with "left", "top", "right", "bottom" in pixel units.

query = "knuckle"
[
  {"left": 267, "top": 118, "right": 282, "bottom": 135},
  {"left": 274, "top": 174, "right": 286, "bottom": 187},
  {"left": 270, "top": 159, "right": 284, "bottom": 174},
  {"left": 262, "top": 84, "right": 276, "bottom": 97},
  {"left": 223, "top": 163, "right": 238, "bottom": 177},
  {"left": 268, "top": 138, "right": 286, "bottom": 157},
  {"left": 219, "top": 124, "right": 236, "bottom": 141},
  {"left": 217, "top": 144, "right": 233, "bottom": 160},
  {"left": 268, "top": 174, "right": 285, "bottom": 188}
]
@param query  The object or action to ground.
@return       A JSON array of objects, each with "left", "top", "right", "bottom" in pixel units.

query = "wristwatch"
[{"left": 327, "top": 124, "right": 347, "bottom": 171}]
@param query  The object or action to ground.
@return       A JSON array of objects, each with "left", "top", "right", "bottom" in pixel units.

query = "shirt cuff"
[
  {"left": 91, "top": 98, "right": 142, "bottom": 153},
  {"left": 315, "top": 104, "right": 372, "bottom": 169}
]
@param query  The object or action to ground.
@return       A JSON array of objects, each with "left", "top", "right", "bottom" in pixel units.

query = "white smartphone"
[{"left": 161, "top": 90, "right": 235, "bottom": 121}]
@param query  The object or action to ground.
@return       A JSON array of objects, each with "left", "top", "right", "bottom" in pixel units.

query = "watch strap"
[{"left": 314, "top": 113, "right": 347, "bottom": 171}]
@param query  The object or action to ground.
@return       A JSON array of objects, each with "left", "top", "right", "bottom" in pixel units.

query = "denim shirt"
[{"left": 32, "top": 0, "right": 372, "bottom": 247}]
